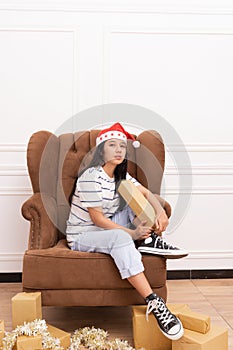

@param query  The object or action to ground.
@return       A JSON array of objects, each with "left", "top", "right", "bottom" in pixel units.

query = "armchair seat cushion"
[{"left": 23, "top": 239, "right": 166, "bottom": 291}]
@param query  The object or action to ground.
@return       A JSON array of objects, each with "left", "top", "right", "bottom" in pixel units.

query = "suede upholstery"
[{"left": 22, "top": 129, "right": 170, "bottom": 306}]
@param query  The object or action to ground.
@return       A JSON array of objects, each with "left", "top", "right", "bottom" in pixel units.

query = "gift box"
[
  {"left": 177, "top": 309, "right": 210, "bottom": 334},
  {"left": 132, "top": 304, "right": 189, "bottom": 350},
  {"left": 167, "top": 304, "right": 191, "bottom": 315},
  {"left": 47, "top": 324, "right": 71, "bottom": 349},
  {"left": 12, "top": 292, "right": 42, "bottom": 329},
  {"left": 118, "top": 180, "right": 156, "bottom": 227},
  {"left": 13, "top": 335, "right": 42, "bottom": 350},
  {"left": 0, "top": 320, "right": 5, "bottom": 347},
  {"left": 172, "top": 325, "right": 228, "bottom": 350}
]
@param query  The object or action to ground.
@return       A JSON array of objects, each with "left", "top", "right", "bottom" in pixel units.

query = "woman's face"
[{"left": 103, "top": 138, "right": 127, "bottom": 165}]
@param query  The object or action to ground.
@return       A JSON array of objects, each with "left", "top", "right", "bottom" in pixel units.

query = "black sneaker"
[
  {"left": 137, "top": 232, "right": 188, "bottom": 259},
  {"left": 145, "top": 293, "right": 184, "bottom": 340}
]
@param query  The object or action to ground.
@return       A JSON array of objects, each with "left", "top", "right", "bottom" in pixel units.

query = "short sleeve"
[
  {"left": 126, "top": 172, "right": 140, "bottom": 187},
  {"left": 76, "top": 167, "right": 103, "bottom": 207}
]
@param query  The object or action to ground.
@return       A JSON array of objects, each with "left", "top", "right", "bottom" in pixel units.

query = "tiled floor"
[
  {"left": 167, "top": 279, "right": 233, "bottom": 349},
  {"left": 0, "top": 279, "right": 232, "bottom": 349}
]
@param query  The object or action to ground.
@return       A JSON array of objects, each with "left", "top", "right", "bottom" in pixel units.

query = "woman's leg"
[
  {"left": 69, "top": 229, "right": 183, "bottom": 340},
  {"left": 111, "top": 205, "right": 135, "bottom": 227},
  {"left": 112, "top": 206, "right": 188, "bottom": 259},
  {"left": 128, "top": 271, "right": 184, "bottom": 341},
  {"left": 71, "top": 228, "right": 145, "bottom": 279},
  {"left": 127, "top": 272, "right": 153, "bottom": 298}
]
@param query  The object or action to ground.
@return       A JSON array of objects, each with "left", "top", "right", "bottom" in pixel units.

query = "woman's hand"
[
  {"left": 132, "top": 221, "right": 152, "bottom": 241},
  {"left": 136, "top": 185, "right": 169, "bottom": 235},
  {"left": 154, "top": 209, "right": 169, "bottom": 234}
]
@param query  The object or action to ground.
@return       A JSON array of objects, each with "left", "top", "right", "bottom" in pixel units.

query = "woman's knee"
[{"left": 110, "top": 229, "right": 133, "bottom": 248}]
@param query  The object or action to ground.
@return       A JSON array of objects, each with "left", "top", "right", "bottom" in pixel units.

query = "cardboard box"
[
  {"left": 12, "top": 292, "right": 42, "bottom": 329},
  {"left": 167, "top": 304, "right": 191, "bottom": 315},
  {"left": 13, "top": 335, "right": 42, "bottom": 350},
  {"left": 0, "top": 320, "right": 5, "bottom": 348},
  {"left": 0, "top": 332, "right": 4, "bottom": 348},
  {"left": 132, "top": 305, "right": 189, "bottom": 350},
  {"left": 47, "top": 324, "right": 70, "bottom": 349},
  {"left": 172, "top": 325, "right": 228, "bottom": 350},
  {"left": 118, "top": 180, "right": 156, "bottom": 227},
  {"left": 0, "top": 320, "right": 4, "bottom": 331},
  {"left": 177, "top": 309, "right": 210, "bottom": 334}
]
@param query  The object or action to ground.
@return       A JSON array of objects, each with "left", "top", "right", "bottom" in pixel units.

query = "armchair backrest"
[{"left": 26, "top": 129, "right": 165, "bottom": 237}]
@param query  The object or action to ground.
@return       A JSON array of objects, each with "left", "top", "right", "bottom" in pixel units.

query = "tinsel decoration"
[
  {"left": 1, "top": 319, "right": 63, "bottom": 350},
  {"left": 1, "top": 320, "right": 144, "bottom": 350}
]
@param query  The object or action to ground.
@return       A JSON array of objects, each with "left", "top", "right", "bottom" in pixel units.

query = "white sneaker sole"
[
  {"left": 138, "top": 246, "right": 189, "bottom": 259},
  {"left": 160, "top": 319, "right": 184, "bottom": 340}
]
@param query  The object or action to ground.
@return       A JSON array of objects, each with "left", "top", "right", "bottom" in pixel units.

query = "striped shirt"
[{"left": 66, "top": 165, "right": 139, "bottom": 236}]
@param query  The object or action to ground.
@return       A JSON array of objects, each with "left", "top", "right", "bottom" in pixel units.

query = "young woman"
[{"left": 66, "top": 122, "right": 186, "bottom": 340}]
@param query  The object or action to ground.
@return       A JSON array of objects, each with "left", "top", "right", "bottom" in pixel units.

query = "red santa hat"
[{"left": 96, "top": 122, "right": 140, "bottom": 148}]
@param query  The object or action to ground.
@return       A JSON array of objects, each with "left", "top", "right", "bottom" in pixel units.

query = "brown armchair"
[{"left": 21, "top": 129, "right": 171, "bottom": 306}]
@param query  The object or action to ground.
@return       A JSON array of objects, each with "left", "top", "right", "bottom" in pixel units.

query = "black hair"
[{"left": 69, "top": 141, "right": 127, "bottom": 210}]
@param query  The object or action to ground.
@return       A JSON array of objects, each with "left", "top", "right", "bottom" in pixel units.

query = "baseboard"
[
  {"left": 0, "top": 270, "right": 233, "bottom": 283},
  {"left": 0, "top": 273, "right": 22, "bottom": 283},
  {"left": 167, "top": 269, "right": 233, "bottom": 279}
]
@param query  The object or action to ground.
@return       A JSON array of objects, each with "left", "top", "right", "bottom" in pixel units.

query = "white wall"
[{"left": 0, "top": 0, "right": 233, "bottom": 272}]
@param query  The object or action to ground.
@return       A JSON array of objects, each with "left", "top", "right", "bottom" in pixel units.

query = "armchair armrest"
[
  {"left": 21, "top": 193, "right": 58, "bottom": 249},
  {"left": 153, "top": 194, "right": 172, "bottom": 219}
]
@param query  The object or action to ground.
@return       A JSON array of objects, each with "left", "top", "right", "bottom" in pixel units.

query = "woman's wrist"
[
  {"left": 155, "top": 207, "right": 166, "bottom": 216},
  {"left": 122, "top": 228, "right": 135, "bottom": 239}
]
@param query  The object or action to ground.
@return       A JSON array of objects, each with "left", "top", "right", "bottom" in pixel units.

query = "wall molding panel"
[
  {"left": 0, "top": 4, "right": 232, "bottom": 273},
  {"left": 165, "top": 165, "right": 233, "bottom": 175},
  {"left": 1, "top": 0, "right": 233, "bottom": 15},
  {"left": 0, "top": 253, "right": 24, "bottom": 262},
  {"left": 164, "top": 187, "right": 233, "bottom": 195},
  {"left": 168, "top": 250, "right": 233, "bottom": 271},
  {"left": 167, "top": 144, "right": 233, "bottom": 153},
  {"left": 0, "top": 188, "right": 32, "bottom": 196},
  {"left": 0, "top": 27, "right": 78, "bottom": 143},
  {"left": 0, "top": 142, "right": 232, "bottom": 197},
  {"left": 0, "top": 144, "right": 26, "bottom": 153},
  {"left": 0, "top": 187, "right": 233, "bottom": 196},
  {"left": 1, "top": 165, "right": 233, "bottom": 176},
  {"left": 0, "top": 253, "right": 24, "bottom": 273}
]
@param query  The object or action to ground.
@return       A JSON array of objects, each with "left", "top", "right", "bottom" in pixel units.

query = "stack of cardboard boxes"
[
  {"left": 0, "top": 291, "right": 228, "bottom": 349},
  {"left": 0, "top": 292, "right": 71, "bottom": 350},
  {"left": 133, "top": 304, "right": 228, "bottom": 350}
]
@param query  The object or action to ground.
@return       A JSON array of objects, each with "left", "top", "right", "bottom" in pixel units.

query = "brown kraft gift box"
[
  {"left": 0, "top": 320, "right": 5, "bottom": 347},
  {"left": 12, "top": 292, "right": 42, "bottom": 329},
  {"left": 118, "top": 180, "right": 156, "bottom": 227},
  {"left": 172, "top": 325, "right": 228, "bottom": 350},
  {"left": 132, "top": 305, "right": 189, "bottom": 350},
  {"left": 47, "top": 324, "right": 71, "bottom": 349},
  {"left": 13, "top": 335, "right": 42, "bottom": 350},
  {"left": 177, "top": 309, "right": 210, "bottom": 334}
]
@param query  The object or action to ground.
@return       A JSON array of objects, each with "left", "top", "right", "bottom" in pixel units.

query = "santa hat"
[{"left": 96, "top": 122, "right": 140, "bottom": 148}]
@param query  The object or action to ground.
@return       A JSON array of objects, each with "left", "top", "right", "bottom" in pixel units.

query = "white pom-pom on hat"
[{"left": 132, "top": 140, "right": 140, "bottom": 148}]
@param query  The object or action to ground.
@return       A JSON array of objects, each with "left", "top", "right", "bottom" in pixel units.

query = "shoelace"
[
  {"left": 153, "top": 236, "right": 175, "bottom": 250},
  {"left": 146, "top": 298, "right": 175, "bottom": 327}
]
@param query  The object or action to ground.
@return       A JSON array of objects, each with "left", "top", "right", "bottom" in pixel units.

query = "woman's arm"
[
  {"left": 88, "top": 207, "right": 152, "bottom": 241},
  {"left": 137, "top": 185, "right": 169, "bottom": 234}
]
